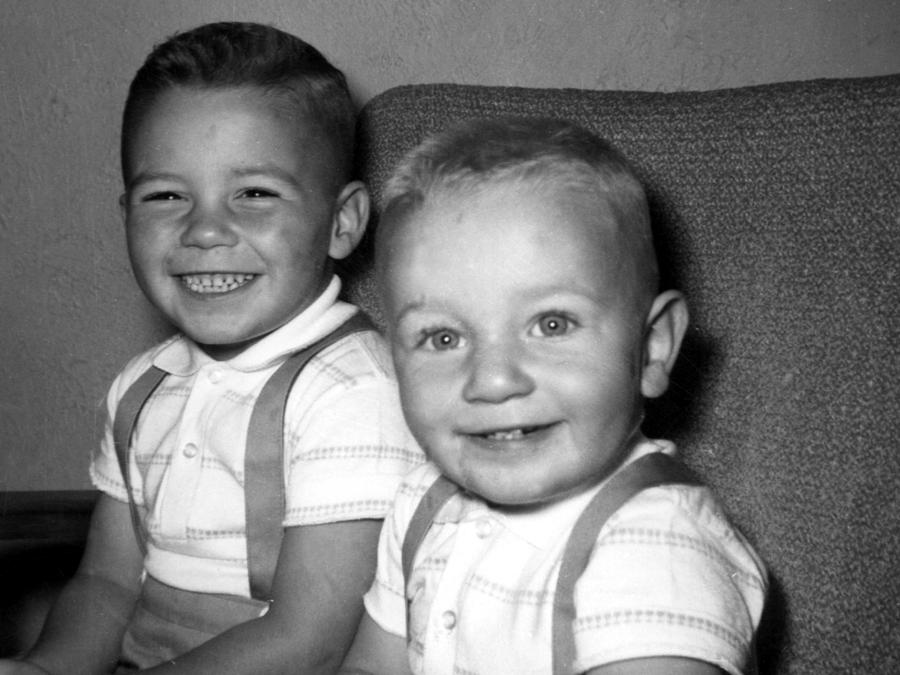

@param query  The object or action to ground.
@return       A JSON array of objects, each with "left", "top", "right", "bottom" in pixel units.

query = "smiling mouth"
[
  {"left": 473, "top": 424, "right": 556, "bottom": 442},
  {"left": 180, "top": 273, "right": 256, "bottom": 294}
]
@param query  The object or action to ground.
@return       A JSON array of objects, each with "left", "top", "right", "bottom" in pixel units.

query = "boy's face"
[
  {"left": 383, "top": 181, "right": 659, "bottom": 506},
  {"left": 122, "top": 87, "right": 346, "bottom": 359}
]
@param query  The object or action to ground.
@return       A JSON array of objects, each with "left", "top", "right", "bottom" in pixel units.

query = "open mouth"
[
  {"left": 180, "top": 273, "right": 255, "bottom": 294},
  {"left": 473, "top": 423, "right": 556, "bottom": 442}
]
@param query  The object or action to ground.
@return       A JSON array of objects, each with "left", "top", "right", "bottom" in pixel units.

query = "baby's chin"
[{"left": 447, "top": 469, "right": 583, "bottom": 510}]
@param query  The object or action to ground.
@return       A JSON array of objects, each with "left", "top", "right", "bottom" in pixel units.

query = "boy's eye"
[
  {"left": 532, "top": 314, "right": 572, "bottom": 337},
  {"left": 421, "top": 329, "right": 463, "bottom": 351},
  {"left": 142, "top": 191, "right": 181, "bottom": 202}
]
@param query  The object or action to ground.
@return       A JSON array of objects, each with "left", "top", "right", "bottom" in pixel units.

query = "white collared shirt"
[
  {"left": 364, "top": 439, "right": 767, "bottom": 675},
  {"left": 91, "top": 277, "right": 424, "bottom": 596}
]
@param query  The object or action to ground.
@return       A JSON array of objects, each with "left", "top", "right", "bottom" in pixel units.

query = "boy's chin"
[
  {"left": 173, "top": 321, "right": 271, "bottom": 360},
  {"left": 188, "top": 332, "right": 264, "bottom": 360},
  {"left": 195, "top": 340, "right": 254, "bottom": 361}
]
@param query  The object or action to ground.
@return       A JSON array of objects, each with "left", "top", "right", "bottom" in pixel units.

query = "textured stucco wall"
[{"left": 2, "top": 0, "right": 899, "bottom": 490}]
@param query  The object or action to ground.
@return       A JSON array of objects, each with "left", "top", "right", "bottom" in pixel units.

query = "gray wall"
[{"left": 2, "top": 0, "right": 899, "bottom": 490}]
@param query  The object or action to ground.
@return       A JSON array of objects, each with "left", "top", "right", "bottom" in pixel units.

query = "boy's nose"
[
  {"left": 462, "top": 342, "right": 535, "bottom": 404},
  {"left": 180, "top": 204, "right": 239, "bottom": 248}
]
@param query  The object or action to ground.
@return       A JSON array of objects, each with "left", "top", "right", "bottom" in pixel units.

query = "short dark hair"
[
  {"left": 379, "top": 116, "right": 659, "bottom": 301},
  {"left": 121, "top": 21, "right": 355, "bottom": 186}
]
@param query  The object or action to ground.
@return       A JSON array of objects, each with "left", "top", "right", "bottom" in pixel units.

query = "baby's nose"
[{"left": 462, "top": 343, "right": 535, "bottom": 403}]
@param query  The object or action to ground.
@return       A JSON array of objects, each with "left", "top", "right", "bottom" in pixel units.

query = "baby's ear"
[
  {"left": 329, "top": 181, "right": 370, "bottom": 260},
  {"left": 640, "top": 290, "right": 689, "bottom": 399}
]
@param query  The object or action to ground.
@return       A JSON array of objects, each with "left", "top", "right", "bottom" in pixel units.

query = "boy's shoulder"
[
  {"left": 245, "top": 301, "right": 396, "bottom": 385},
  {"left": 395, "top": 461, "right": 445, "bottom": 504},
  {"left": 387, "top": 462, "right": 448, "bottom": 532},
  {"left": 109, "top": 333, "right": 184, "bottom": 398},
  {"left": 311, "top": 324, "right": 396, "bottom": 382},
  {"left": 281, "top": 322, "right": 404, "bottom": 416}
]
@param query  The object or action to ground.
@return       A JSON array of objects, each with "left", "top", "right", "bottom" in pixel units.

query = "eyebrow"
[
  {"left": 394, "top": 300, "right": 429, "bottom": 325},
  {"left": 125, "top": 171, "right": 179, "bottom": 193},
  {"left": 230, "top": 164, "right": 301, "bottom": 188}
]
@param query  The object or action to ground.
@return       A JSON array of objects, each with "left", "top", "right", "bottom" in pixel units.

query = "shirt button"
[
  {"left": 182, "top": 443, "right": 198, "bottom": 458},
  {"left": 208, "top": 369, "right": 223, "bottom": 384},
  {"left": 475, "top": 518, "right": 493, "bottom": 538},
  {"left": 441, "top": 610, "right": 457, "bottom": 630}
]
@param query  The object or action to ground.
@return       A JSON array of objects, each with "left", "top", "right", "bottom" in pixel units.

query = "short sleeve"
[
  {"left": 573, "top": 485, "right": 768, "bottom": 675},
  {"left": 282, "top": 332, "right": 425, "bottom": 527},
  {"left": 89, "top": 350, "right": 158, "bottom": 504},
  {"left": 362, "top": 463, "right": 442, "bottom": 637}
]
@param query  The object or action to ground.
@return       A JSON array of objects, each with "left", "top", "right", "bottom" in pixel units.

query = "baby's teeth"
[{"left": 182, "top": 273, "right": 255, "bottom": 293}]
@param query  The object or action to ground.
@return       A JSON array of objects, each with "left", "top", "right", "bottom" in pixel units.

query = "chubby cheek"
[
  {"left": 396, "top": 359, "right": 457, "bottom": 447},
  {"left": 126, "top": 248, "right": 163, "bottom": 301},
  {"left": 127, "top": 226, "right": 167, "bottom": 275},
  {"left": 398, "top": 372, "right": 441, "bottom": 432}
]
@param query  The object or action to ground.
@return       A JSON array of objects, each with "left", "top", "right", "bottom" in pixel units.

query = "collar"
[
  {"left": 434, "top": 437, "right": 676, "bottom": 549},
  {"left": 151, "top": 276, "right": 356, "bottom": 376}
]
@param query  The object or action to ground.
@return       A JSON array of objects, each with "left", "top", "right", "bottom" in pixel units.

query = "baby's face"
[
  {"left": 122, "top": 87, "right": 339, "bottom": 359},
  {"left": 383, "top": 181, "right": 650, "bottom": 505}
]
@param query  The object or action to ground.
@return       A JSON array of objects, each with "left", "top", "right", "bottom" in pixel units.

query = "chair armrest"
[{"left": 0, "top": 490, "right": 98, "bottom": 543}]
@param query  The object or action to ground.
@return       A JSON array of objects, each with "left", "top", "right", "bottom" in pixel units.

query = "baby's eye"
[
  {"left": 239, "top": 187, "right": 278, "bottom": 199},
  {"left": 531, "top": 313, "right": 573, "bottom": 337},
  {"left": 421, "top": 329, "right": 463, "bottom": 351}
]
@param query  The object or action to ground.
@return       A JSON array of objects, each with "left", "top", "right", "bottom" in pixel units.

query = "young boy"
[
  {"left": 0, "top": 22, "right": 422, "bottom": 675},
  {"left": 340, "top": 118, "right": 768, "bottom": 674}
]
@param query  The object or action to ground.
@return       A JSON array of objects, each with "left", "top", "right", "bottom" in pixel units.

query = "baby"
[
  {"left": 340, "top": 117, "right": 768, "bottom": 674},
  {"left": 2, "top": 22, "right": 422, "bottom": 674}
]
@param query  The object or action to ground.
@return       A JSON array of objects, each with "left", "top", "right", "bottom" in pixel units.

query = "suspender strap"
[
  {"left": 112, "top": 365, "right": 168, "bottom": 557},
  {"left": 551, "top": 452, "right": 700, "bottom": 675},
  {"left": 399, "top": 453, "right": 699, "bottom": 669},
  {"left": 401, "top": 475, "right": 460, "bottom": 583},
  {"left": 401, "top": 474, "right": 460, "bottom": 634},
  {"left": 244, "top": 311, "right": 375, "bottom": 601},
  {"left": 111, "top": 311, "right": 376, "bottom": 601}
]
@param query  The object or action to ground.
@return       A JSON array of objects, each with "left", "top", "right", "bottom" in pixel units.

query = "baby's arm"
[
  {"left": 339, "top": 466, "right": 435, "bottom": 675},
  {"left": 338, "top": 607, "right": 721, "bottom": 675},
  {"left": 585, "top": 657, "right": 725, "bottom": 674},
  {"left": 139, "top": 518, "right": 382, "bottom": 675},
  {"left": 0, "top": 494, "right": 144, "bottom": 675},
  {"left": 575, "top": 484, "right": 767, "bottom": 675},
  {"left": 339, "top": 611, "right": 413, "bottom": 675}
]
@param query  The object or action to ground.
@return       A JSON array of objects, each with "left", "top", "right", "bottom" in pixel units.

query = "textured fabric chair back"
[{"left": 345, "top": 74, "right": 900, "bottom": 674}]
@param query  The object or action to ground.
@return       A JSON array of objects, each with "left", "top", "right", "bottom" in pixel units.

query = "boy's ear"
[
  {"left": 328, "top": 180, "right": 370, "bottom": 260},
  {"left": 640, "top": 290, "right": 689, "bottom": 399}
]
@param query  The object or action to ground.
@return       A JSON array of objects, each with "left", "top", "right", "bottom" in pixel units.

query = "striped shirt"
[
  {"left": 91, "top": 277, "right": 424, "bottom": 597},
  {"left": 364, "top": 439, "right": 767, "bottom": 675}
]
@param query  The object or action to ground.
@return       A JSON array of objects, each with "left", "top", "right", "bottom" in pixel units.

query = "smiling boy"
[
  {"left": 2, "top": 23, "right": 422, "bottom": 675},
  {"left": 124, "top": 85, "right": 343, "bottom": 360},
  {"left": 340, "top": 117, "right": 767, "bottom": 675}
]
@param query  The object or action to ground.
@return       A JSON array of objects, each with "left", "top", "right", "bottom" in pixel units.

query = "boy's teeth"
[
  {"left": 181, "top": 273, "right": 255, "bottom": 294},
  {"left": 485, "top": 429, "right": 526, "bottom": 441}
]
